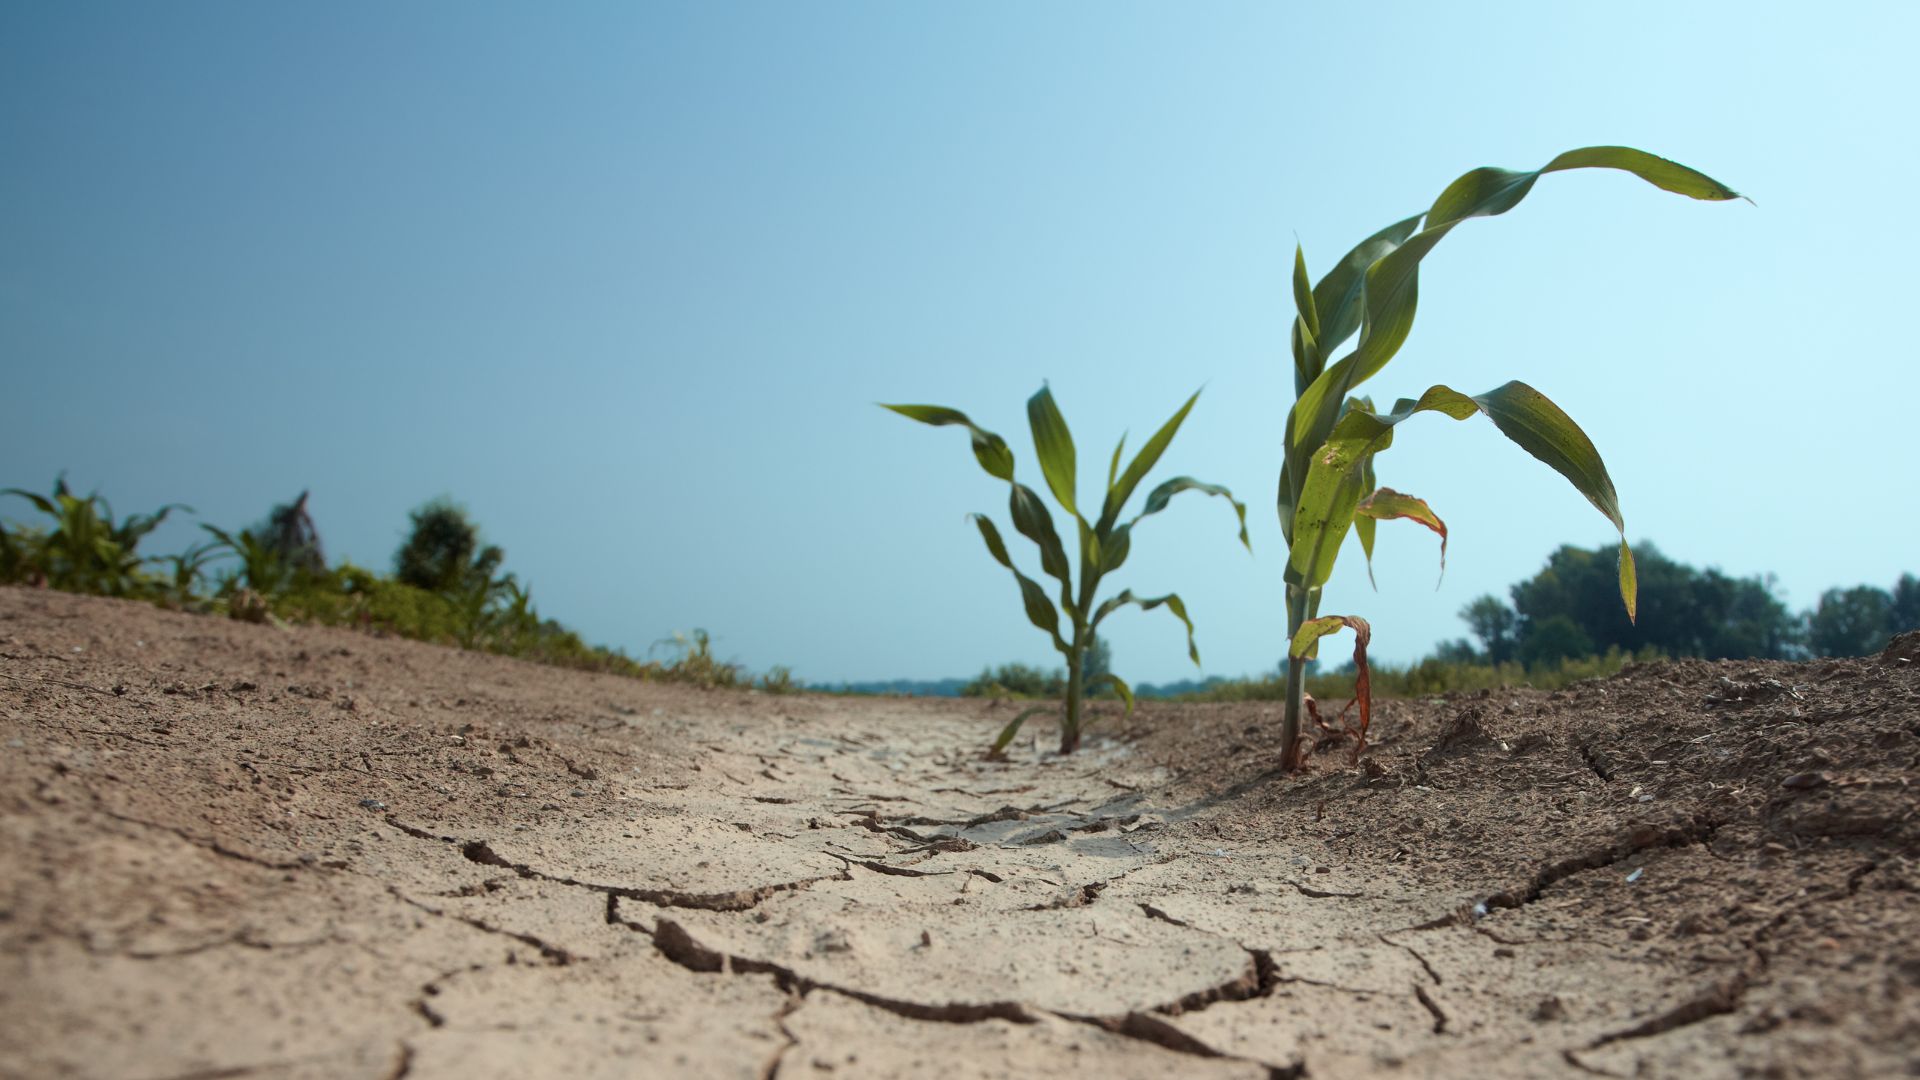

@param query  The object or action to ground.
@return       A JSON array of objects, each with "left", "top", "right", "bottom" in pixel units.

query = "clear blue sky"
[{"left": 4, "top": 2, "right": 1915, "bottom": 684}]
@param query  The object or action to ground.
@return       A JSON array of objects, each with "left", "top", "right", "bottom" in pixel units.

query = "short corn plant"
[
  {"left": 887, "top": 385, "right": 1248, "bottom": 754},
  {"left": 1274, "top": 147, "right": 1743, "bottom": 770}
]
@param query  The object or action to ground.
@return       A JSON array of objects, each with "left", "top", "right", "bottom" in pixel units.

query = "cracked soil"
[{"left": 3, "top": 588, "right": 1918, "bottom": 1078}]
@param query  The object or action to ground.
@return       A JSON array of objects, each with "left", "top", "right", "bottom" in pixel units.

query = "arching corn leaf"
[
  {"left": 881, "top": 404, "right": 1015, "bottom": 481},
  {"left": 1287, "top": 381, "right": 1635, "bottom": 620},
  {"left": 1291, "top": 148, "right": 1741, "bottom": 453},
  {"left": 1, "top": 489, "right": 58, "bottom": 516},
  {"left": 1133, "top": 477, "right": 1250, "bottom": 551},
  {"left": 968, "top": 514, "right": 1068, "bottom": 653},
  {"left": 1355, "top": 486, "right": 1448, "bottom": 584},
  {"left": 1027, "top": 385, "right": 1080, "bottom": 519},
  {"left": 1090, "top": 589, "right": 1199, "bottom": 665}
]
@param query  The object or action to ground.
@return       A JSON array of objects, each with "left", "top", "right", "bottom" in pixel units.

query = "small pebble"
[{"left": 358, "top": 798, "right": 386, "bottom": 811}]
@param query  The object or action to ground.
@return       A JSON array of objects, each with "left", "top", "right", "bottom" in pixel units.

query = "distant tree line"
[{"left": 1443, "top": 542, "right": 1917, "bottom": 666}]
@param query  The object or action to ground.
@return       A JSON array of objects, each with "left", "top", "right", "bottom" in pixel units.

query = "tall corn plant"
[
  {"left": 887, "top": 385, "right": 1249, "bottom": 754},
  {"left": 1275, "top": 147, "right": 1744, "bottom": 770}
]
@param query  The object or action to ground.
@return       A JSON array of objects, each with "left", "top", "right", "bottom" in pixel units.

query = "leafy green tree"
[
  {"left": 1507, "top": 542, "right": 1796, "bottom": 661},
  {"left": 396, "top": 498, "right": 503, "bottom": 596},
  {"left": 1460, "top": 595, "right": 1518, "bottom": 664},
  {"left": 1519, "top": 614, "right": 1595, "bottom": 668},
  {"left": 1808, "top": 585, "right": 1894, "bottom": 657},
  {"left": 1891, "top": 574, "right": 1920, "bottom": 635}
]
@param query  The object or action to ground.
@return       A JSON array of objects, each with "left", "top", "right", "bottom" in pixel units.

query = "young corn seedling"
[
  {"left": 887, "top": 385, "right": 1249, "bottom": 754},
  {"left": 1275, "top": 146, "right": 1744, "bottom": 770}
]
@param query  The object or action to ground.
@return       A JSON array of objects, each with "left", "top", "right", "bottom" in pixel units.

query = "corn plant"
[
  {"left": 1274, "top": 147, "right": 1743, "bottom": 769},
  {"left": 887, "top": 385, "right": 1248, "bottom": 754}
]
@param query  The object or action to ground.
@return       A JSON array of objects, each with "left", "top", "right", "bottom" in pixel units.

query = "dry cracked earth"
[{"left": 2, "top": 587, "right": 1918, "bottom": 1078}]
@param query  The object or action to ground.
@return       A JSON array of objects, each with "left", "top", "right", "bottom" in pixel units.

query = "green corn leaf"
[
  {"left": 1355, "top": 452, "right": 1378, "bottom": 589},
  {"left": 1099, "top": 521, "right": 1132, "bottom": 574},
  {"left": 986, "top": 705, "right": 1058, "bottom": 760},
  {"left": 1, "top": 489, "right": 58, "bottom": 516},
  {"left": 1134, "top": 477, "right": 1251, "bottom": 551},
  {"left": 1617, "top": 540, "right": 1638, "bottom": 626},
  {"left": 1102, "top": 390, "right": 1200, "bottom": 528},
  {"left": 1007, "top": 482, "right": 1075, "bottom": 615},
  {"left": 1286, "top": 381, "right": 1636, "bottom": 620},
  {"left": 881, "top": 404, "right": 1015, "bottom": 481},
  {"left": 1027, "top": 385, "right": 1080, "bottom": 518},
  {"left": 1355, "top": 486, "right": 1448, "bottom": 583},
  {"left": 968, "top": 514, "right": 1069, "bottom": 652},
  {"left": 1291, "top": 245, "right": 1322, "bottom": 391},
  {"left": 1291, "top": 149, "right": 1741, "bottom": 453},
  {"left": 1107, "top": 433, "right": 1126, "bottom": 491},
  {"left": 1309, "top": 213, "right": 1425, "bottom": 367},
  {"left": 1090, "top": 589, "right": 1199, "bottom": 665},
  {"left": 1086, "top": 672, "right": 1135, "bottom": 718}
]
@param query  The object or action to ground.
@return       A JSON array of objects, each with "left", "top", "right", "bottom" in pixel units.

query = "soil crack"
[{"left": 1483, "top": 816, "right": 1720, "bottom": 913}]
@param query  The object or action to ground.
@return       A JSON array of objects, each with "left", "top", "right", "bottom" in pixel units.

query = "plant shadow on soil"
[{"left": 2, "top": 586, "right": 1915, "bottom": 1079}]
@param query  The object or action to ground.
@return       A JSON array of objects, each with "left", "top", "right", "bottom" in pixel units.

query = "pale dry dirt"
[{"left": 2, "top": 586, "right": 1917, "bottom": 1079}]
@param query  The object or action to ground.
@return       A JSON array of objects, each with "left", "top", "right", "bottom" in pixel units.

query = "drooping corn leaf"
[
  {"left": 881, "top": 404, "right": 1015, "bottom": 481},
  {"left": 1027, "top": 385, "right": 1080, "bottom": 519},
  {"left": 1086, "top": 672, "right": 1135, "bottom": 717},
  {"left": 1134, "top": 476, "right": 1250, "bottom": 551},
  {"left": 968, "top": 514, "right": 1068, "bottom": 652},
  {"left": 1287, "top": 381, "right": 1636, "bottom": 620},
  {"left": 1355, "top": 486, "right": 1448, "bottom": 583},
  {"left": 1355, "top": 449, "right": 1378, "bottom": 588},
  {"left": 1090, "top": 589, "right": 1199, "bottom": 664}
]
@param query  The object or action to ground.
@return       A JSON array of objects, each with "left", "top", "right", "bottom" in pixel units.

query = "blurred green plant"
[
  {"left": 202, "top": 524, "right": 295, "bottom": 597},
  {"left": 1273, "top": 148, "right": 1743, "bottom": 769},
  {"left": 887, "top": 385, "right": 1248, "bottom": 754},
  {"left": 653, "top": 629, "right": 742, "bottom": 689},
  {"left": 2, "top": 476, "right": 186, "bottom": 596}
]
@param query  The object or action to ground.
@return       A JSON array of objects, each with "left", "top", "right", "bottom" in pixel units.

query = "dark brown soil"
[{"left": 3, "top": 586, "right": 1916, "bottom": 1078}]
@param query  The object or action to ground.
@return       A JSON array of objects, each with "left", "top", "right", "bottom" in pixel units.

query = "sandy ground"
[{"left": 2, "top": 586, "right": 1917, "bottom": 1078}]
